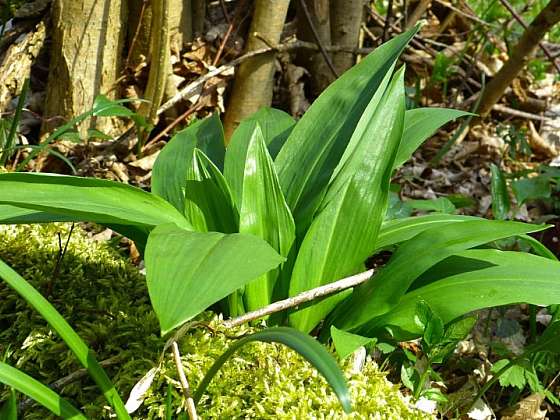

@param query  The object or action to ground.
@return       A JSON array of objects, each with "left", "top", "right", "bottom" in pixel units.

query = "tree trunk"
[
  {"left": 45, "top": 0, "right": 126, "bottom": 135},
  {"left": 192, "top": 0, "right": 206, "bottom": 37},
  {"left": 127, "top": 0, "right": 191, "bottom": 67},
  {"left": 223, "top": 0, "right": 290, "bottom": 140},
  {"left": 330, "top": 0, "right": 364, "bottom": 75},
  {"left": 405, "top": 0, "right": 431, "bottom": 29},
  {"left": 296, "top": 0, "right": 334, "bottom": 95},
  {"left": 478, "top": 0, "right": 560, "bottom": 117}
]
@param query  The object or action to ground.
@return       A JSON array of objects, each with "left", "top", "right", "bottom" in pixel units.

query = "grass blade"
[
  {"left": 0, "top": 259, "right": 129, "bottom": 419},
  {"left": 0, "top": 362, "right": 85, "bottom": 419},
  {"left": 193, "top": 327, "right": 351, "bottom": 413}
]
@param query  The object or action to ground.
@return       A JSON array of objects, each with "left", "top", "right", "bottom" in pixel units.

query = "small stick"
[
  {"left": 297, "top": 0, "right": 339, "bottom": 78},
  {"left": 492, "top": 103, "right": 551, "bottom": 121},
  {"left": 171, "top": 341, "right": 198, "bottom": 420},
  {"left": 223, "top": 269, "right": 374, "bottom": 329},
  {"left": 498, "top": 0, "right": 560, "bottom": 74}
]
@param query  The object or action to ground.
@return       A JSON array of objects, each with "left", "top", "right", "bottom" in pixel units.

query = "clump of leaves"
[{"left": 0, "top": 224, "right": 429, "bottom": 419}]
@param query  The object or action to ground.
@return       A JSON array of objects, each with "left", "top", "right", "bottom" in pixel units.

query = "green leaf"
[
  {"left": 0, "top": 388, "right": 16, "bottom": 420},
  {"left": 152, "top": 114, "right": 226, "bottom": 213},
  {"left": 330, "top": 326, "right": 376, "bottom": 360},
  {"left": 333, "top": 220, "right": 547, "bottom": 331},
  {"left": 375, "top": 214, "right": 476, "bottom": 251},
  {"left": 239, "top": 125, "right": 295, "bottom": 312},
  {"left": 275, "top": 27, "right": 418, "bottom": 237},
  {"left": 512, "top": 176, "right": 551, "bottom": 204},
  {"left": 393, "top": 108, "right": 471, "bottom": 169},
  {"left": 288, "top": 67, "right": 406, "bottom": 333},
  {"left": 406, "top": 197, "right": 456, "bottom": 214},
  {"left": 490, "top": 164, "right": 510, "bottom": 220},
  {"left": 193, "top": 327, "right": 352, "bottom": 413},
  {"left": 415, "top": 301, "right": 444, "bottom": 349},
  {"left": 145, "top": 224, "right": 284, "bottom": 335},
  {"left": 224, "top": 108, "right": 295, "bottom": 208},
  {"left": 363, "top": 249, "right": 560, "bottom": 339},
  {"left": 0, "top": 173, "right": 190, "bottom": 231},
  {"left": 492, "top": 360, "right": 527, "bottom": 389},
  {"left": 183, "top": 149, "right": 238, "bottom": 233},
  {"left": 0, "top": 363, "right": 85, "bottom": 419},
  {"left": 0, "top": 259, "right": 129, "bottom": 418}
]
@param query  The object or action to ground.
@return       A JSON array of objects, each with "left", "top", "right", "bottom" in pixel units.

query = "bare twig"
[
  {"left": 492, "top": 104, "right": 551, "bottom": 121},
  {"left": 158, "top": 40, "right": 370, "bottom": 115},
  {"left": 223, "top": 269, "right": 374, "bottom": 329},
  {"left": 297, "top": 0, "right": 339, "bottom": 78},
  {"left": 171, "top": 341, "right": 198, "bottom": 420},
  {"left": 19, "top": 356, "right": 121, "bottom": 410},
  {"left": 383, "top": 0, "right": 394, "bottom": 41},
  {"left": 498, "top": 0, "right": 560, "bottom": 74}
]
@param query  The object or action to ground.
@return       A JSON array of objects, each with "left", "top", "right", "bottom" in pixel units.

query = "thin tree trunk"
[
  {"left": 297, "top": 0, "right": 334, "bottom": 95},
  {"left": 138, "top": 0, "right": 170, "bottom": 125},
  {"left": 192, "top": 0, "right": 206, "bottom": 37},
  {"left": 223, "top": 0, "right": 290, "bottom": 140},
  {"left": 478, "top": 0, "right": 560, "bottom": 117},
  {"left": 405, "top": 0, "right": 431, "bottom": 29},
  {"left": 45, "top": 0, "right": 126, "bottom": 136},
  {"left": 330, "top": 0, "right": 364, "bottom": 74}
]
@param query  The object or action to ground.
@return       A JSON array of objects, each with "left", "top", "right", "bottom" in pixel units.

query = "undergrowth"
[{"left": 0, "top": 223, "right": 431, "bottom": 419}]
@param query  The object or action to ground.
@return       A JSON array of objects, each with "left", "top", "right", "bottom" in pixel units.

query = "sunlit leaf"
[{"left": 145, "top": 224, "right": 284, "bottom": 335}]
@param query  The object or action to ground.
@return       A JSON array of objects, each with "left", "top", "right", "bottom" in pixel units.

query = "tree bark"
[
  {"left": 223, "top": 0, "right": 290, "bottom": 140},
  {"left": 296, "top": 0, "right": 334, "bottom": 95},
  {"left": 45, "top": 0, "right": 126, "bottom": 135},
  {"left": 478, "top": 0, "right": 560, "bottom": 117},
  {"left": 405, "top": 0, "right": 431, "bottom": 29},
  {"left": 330, "top": 0, "right": 364, "bottom": 74}
]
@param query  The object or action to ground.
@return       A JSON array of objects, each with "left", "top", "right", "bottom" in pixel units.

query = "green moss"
[{"left": 0, "top": 224, "right": 432, "bottom": 419}]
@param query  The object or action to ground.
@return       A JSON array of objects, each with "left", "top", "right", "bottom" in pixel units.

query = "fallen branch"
[{"left": 223, "top": 269, "right": 374, "bottom": 329}]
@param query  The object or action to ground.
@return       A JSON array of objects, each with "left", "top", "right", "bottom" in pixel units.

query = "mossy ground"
[{"left": 0, "top": 223, "right": 432, "bottom": 419}]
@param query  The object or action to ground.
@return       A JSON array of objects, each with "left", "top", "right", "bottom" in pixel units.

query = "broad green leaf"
[
  {"left": 152, "top": 114, "right": 226, "bottom": 213},
  {"left": 334, "top": 220, "right": 547, "bottom": 331},
  {"left": 224, "top": 108, "right": 295, "bottom": 208},
  {"left": 320, "top": 68, "right": 395, "bottom": 207},
  {"left": 288, "top": 67, "right": 406, "bottom": 333},
  {"left": 193, "top": 327, "right": 351, "bottom": 413},
  {"left": 0, "top": 205, "right": 150, "bottom": 252},
  {"left": 0, "top": 388, "right": 16, "bottom": 420},
  {"left": 511, "top": 176, "right": 551, "bottom": 204},
  {"left": 393, "top": 108, "right": 471, "bottom": 169},
  {"left": 407, "top": 197, "right": 456, "bottom": 214},
  {"left": 330, "top": 326, "right": 376, "bottom": 360},
  {"left": 0, "top": 259, "right": 129, "bottom": 418},
  {"left": 239, "top": 125, "right": 295, "bottom": 312},
  {"left": 375, "top": 214, "right": 476, "bottom": 251},
  {"left": 0, "top": 173, "right": 190, "bottom": 230},
  {"left": 183, "top": 149, "right": 238, "bottom": 233},
  {"left": 490, "top": 164, "right": 510, "bottom": 220},
  {"left": 145, "top": 224, "right": 284, "bottom": 335},
  {"left": 275, "top": 27, "right": 418, "bottom": 237},
  {"left": 0, "top": 204, "right": 74, "bottom": 223},
  {"left": 362, "top": 249, "right": 560, "bottom": 338},
  {"left": 0, "top": 363, "right": 85, "bottom": 419}
]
